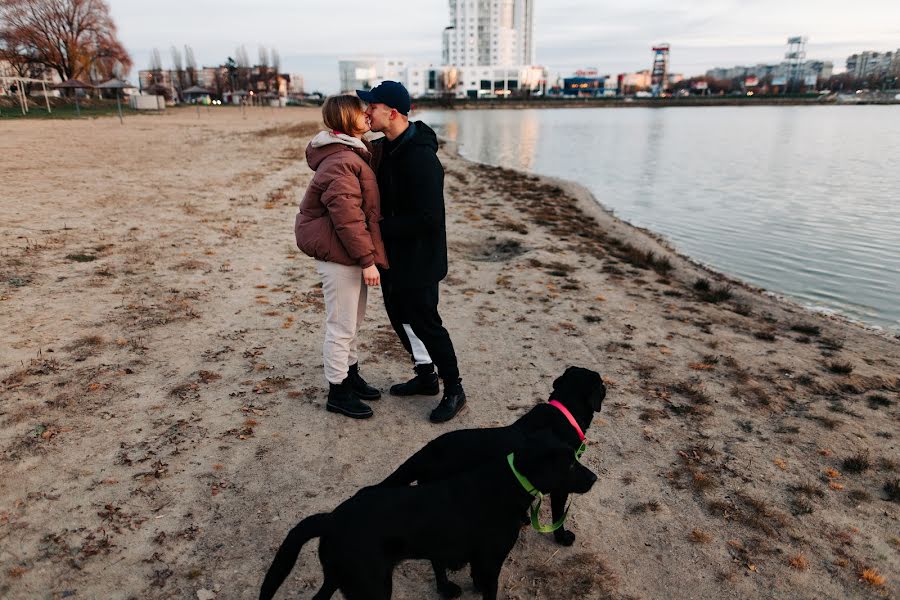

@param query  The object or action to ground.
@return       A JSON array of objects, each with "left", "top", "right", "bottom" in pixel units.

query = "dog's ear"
[
  {"left": 552, "top": 366, "right": 578, "bottom": 393},
  {"left": 553, "top": 367, "right": 606, "bottom": 412}
]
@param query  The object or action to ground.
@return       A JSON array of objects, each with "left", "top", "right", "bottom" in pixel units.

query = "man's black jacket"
[{"left": 372, "top": 122, "right": 448, "bottom": 288}]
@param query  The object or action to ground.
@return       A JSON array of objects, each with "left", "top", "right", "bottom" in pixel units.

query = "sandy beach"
[{"left": 1, "top": 107, "right": 898, "bottom": 599}]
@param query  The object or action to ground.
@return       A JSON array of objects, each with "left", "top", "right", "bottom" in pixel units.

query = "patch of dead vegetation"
[
  {"left": 511, "top": 553, "right": 625, "bottom": 600},
  {"left": 252, "top": 122, "right": 321, "bottom": 139},
  {"left": 707, "top": 491, "right": 790, "bottom": 537}
]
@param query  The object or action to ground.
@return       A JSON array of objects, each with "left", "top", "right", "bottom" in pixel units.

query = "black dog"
[
  {"left": 379, "top": 366, "right": 605, "bottom": 597},
  {"left": 259, "top": 433, "right": 597, "bottom": 600}
]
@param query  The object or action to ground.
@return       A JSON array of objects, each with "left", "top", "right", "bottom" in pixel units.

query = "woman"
[{"left": 294, "top": 95, "right": 388, "bottom": 419}]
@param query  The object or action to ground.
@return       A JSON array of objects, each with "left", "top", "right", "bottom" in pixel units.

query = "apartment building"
[{"left": 846, "top": 49, "right": 899, "bottom": 78}]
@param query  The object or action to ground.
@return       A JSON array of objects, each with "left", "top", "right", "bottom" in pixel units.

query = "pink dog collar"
[{"left": 549, "top": 400, "right": 585, "bottom": 441}]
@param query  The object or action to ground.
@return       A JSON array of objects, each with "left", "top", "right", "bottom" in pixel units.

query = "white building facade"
[
  {"left": 339, "top": 58, "right": 408, "bottom": 93},
  {"left": 434, "top": 0, "right": 543, "bottom": 98},
  {"left": 706, "top": 60, "right": 833, "bottom": 84},
  {"left": 339, "top": 1, "right": 545, "bottom": 99},
  {"left": 846, "top": 50, "right": 899, "bottom": 79},
  {"left": 442, "top": 0, "right": 534, "bottom": 67}
]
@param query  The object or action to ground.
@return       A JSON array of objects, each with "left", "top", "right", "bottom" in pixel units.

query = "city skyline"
[{"left": 106, "top": 0, "right": 900, "bottom": 92}]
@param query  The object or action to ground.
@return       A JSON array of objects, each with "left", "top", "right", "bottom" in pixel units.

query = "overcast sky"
[{"left": 107, "top": 0, "right": 900, "bottom": 92}]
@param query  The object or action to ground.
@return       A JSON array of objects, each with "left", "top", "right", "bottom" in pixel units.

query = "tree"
[
  {"left": 184, "top": 44, "right": 196, "bottom": 87},
  {"left": 148, "top": 47, "right": 163, "bottom": 85},
  {"left": 170, "top": 45, "right": 183, "bottom": 99},
  {"left": 0, "top": 21, "right": 42, "bottom": 80},
  {"left": 0, "top": 0, "right": 131, "bottom": 82},
  {"left": 225, "top": 56, "right": 237, "bottom": 93}
]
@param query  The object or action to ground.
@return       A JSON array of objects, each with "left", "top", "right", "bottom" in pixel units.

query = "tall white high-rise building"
[{"left": 442, "top": 0, "right": 534, "bottom": 68}]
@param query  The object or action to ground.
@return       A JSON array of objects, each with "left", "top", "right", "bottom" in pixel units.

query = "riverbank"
[{"left": 1, "top": 108, "right": 898, "bottom": 599}]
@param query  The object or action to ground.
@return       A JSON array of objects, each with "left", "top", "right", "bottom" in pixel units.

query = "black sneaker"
[
  {"left": 348, "top": 363, "right": 381, "bottom": 401},
  {"left": 429, "top": 383, "right": 466, "bottom": 423},
  {"left": 326, "top": 378, "right": 373, "bottom": 419},
  {"left": 390, "top": 363, "right": 440, "bottom": 396}
]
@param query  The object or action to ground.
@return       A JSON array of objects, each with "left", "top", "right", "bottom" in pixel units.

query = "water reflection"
[
  {"left": 417, "top": 106, "right": 900, "bottom": 331},
  {"left": 637, "top": 110, "right": 665, "bottom": 211}
]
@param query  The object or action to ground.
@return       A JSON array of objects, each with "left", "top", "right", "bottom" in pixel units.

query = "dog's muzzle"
[{"left": 590, "top": 385, "right": 606, "bottom": 412}]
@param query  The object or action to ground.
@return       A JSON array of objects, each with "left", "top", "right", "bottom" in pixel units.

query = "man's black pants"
[{"left": 382, "top": 276, "right": 460, "bottom": 386}]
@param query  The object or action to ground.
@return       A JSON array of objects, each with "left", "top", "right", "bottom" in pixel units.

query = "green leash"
[
  {"left": 507, "top": 453, "right": 572, "bottom": 533},
  {"left": 575, "top": 441, "right": 587, "bottom": 461}
]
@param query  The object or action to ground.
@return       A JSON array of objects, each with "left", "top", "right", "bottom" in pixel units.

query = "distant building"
[
  {"left": 706, "top": 60, "right": 832, "bottom": 84},
  {"left": 342, "top": 0, "right": 546, "bottom": 99},
  {"left": 439, "top": 0, "right": 544, "bottom": 98},
  {"left": 289, "top": 73, "right": 305, "bottom": 95},
  {"left": 442, "top": 0, "right": 534, "bottom": 67},
  {"left": 563, "top": 69, "right": 610, "bottom": 96},
  {"left": 339, "top": 58, "right": 407, "bottom": 92},
  {"left": 138, "top": 65, "right": 293, "bottom": 100},
  {"left": 846, "top": 49, "right": 898, "bottom": 78},
  {"left": 619, "top": 70, "right": 652, "bottom": 92}
]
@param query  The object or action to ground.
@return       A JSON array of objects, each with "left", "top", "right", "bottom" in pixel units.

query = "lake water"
[{"left": 417, "top": 106, "right": 900, "bottom": 332}]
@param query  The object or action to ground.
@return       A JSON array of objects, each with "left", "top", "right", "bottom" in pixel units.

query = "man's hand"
[{"left": 362, "top": 265, "right": 380, "bottom": 286}]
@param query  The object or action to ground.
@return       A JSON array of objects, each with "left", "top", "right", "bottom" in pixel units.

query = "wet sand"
[{"left": 1, "top": 107, "right": 898, "bottom": 599}]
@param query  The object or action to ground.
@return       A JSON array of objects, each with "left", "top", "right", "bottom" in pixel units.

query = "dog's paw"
[
  {"left": 437, "top": 581, "right": 463, "bottom": 599},
  {"left": 554, "top": 528, "right": 576, "bottom": 546}
]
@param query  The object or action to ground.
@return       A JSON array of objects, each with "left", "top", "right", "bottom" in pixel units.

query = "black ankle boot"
[
  {"left": 389, "top": 363, "right": 440, "bottom": 397},
  {"left": 348, "top": 363, "right": 381, "bottom": 401},
  {"left": 429, "top": 380, "right": 466, "bottom": 423},
  {"left": 326, "top": 377, "right": 373, "bottom": 419}
]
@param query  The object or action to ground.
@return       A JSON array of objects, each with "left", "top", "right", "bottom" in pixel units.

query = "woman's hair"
[{"left": 322, "top": 94, "right": 365, "bottom": 136}]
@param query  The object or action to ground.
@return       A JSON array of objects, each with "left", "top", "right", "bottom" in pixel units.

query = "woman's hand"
[{"left": 362, "top": 265, "right": 380, "bottom": 286}]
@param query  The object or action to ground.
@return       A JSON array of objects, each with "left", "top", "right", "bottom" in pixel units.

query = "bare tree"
[
  {"left": 0, "top": 0, "right": 132, "bottom": 82},
  {"left": 235, "top": 45, "right": 249, "bottom": 68},
  {"left": 184, "top": 44, "right": 197, "bottom": 86},
  {"left": 234, "top": 45, "right": 250, "bottom": 91},
  {"left": 258, "top": 45, "right": 268, "bottom": 68},
  {"left": 144, "top": 47, "right": 164, "bottom": 94},
  {"left": 170, "top": 46, "right": 182, "bottom": 72},
  {"left": 169, "top": 45, "right": 183, "bottom": 98},
  {"left": 149, "top": 48, "right": 162, "bottom": 71},
  {"left": 271, "top": 48, "right": 280, "bottom": 76}
]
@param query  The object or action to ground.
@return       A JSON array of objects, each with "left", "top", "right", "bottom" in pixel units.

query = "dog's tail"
[{"left": 259, "top": 513, "right": 331, "bottom": 600}]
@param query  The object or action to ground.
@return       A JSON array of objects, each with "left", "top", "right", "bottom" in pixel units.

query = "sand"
[{"left": 1, "top": 107, "right": 898, "bottom": 600}]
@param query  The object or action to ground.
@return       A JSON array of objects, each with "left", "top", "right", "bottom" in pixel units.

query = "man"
[{"left": 358, "top": 81, "right": 466, "bottom": 423}]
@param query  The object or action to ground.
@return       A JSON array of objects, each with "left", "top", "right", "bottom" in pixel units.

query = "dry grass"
[
  {"left": 693, "top": 278, "right": 733, "bottom": 303},
  {"left": 867, "top": 394, "right": 894, "bottom": 409},
  {"left": 788, "top": 553, "right": 809, "bottom": 570},
  {"left": 842, "top": 451, "right": 871, "bottom": 474},
  {"left": 859, "top": 567, "right": 886, "bottom": 587},
  {"left": 884, "top": 479, "right": 900, "bottom": 503},
  {"left": 515, "top": 552, "right": 621, "bottom": 599},
  {"left": 252, "top": 122, "right": 321, "bottom": 139},
  {"left": 708, "top": 492, "right": 790, "bottom": 537},
  {"left": 690, "top": 528, "right": 712, "bottom": 543},
  {"left": 65, "top": 335, "right": 105, "bottom": 351},
  {"left": 673, "top": 380, "right": 711, "bottom": 404},
  {"left": 753, "top": 330, "right": 777, "bottom": 342},
  {"left": 790, "top": 323, "right": 822, "bottom": 336},
  {"left": 826, "top": 361, "right": 854, "bottom": 375}
]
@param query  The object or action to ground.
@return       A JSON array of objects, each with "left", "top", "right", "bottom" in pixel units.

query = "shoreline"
[
  {"left": 413, "top": 95, "right": 900, "bottom": 110},
  {"left": 439, "top": 138, "right": 899, "bottom": 342},
  {"left": 1, "top": 108, "right": 898, "bottom": 599}
]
